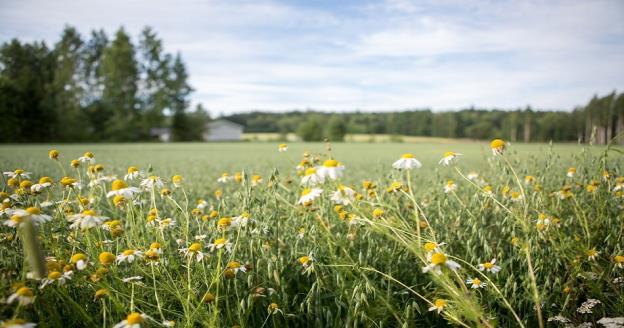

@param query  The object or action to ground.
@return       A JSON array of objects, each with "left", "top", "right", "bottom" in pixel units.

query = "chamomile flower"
[
  {"left": 30, "top": 177, "right": 53, "bottom": 193},
  {"left": 439, "top": 152, "right": 462, "bottom": 166},
  {"left": 0, "top": 319, "right": 37, "bottom": 328},
  {"left": 113, "top": 312, "right": 148, "bottom": 328},
  {"left": 298, "top": 188, "right": 323, "bottom": 205},
  {"left": 4, "top": 207, "right": 51, "bottom": 228},
  {"left": 567, "top": 167, "right": 576, "bottom": 178},
  {"left": 330, "top": 185, "right": 356, "bottom": 205},
  {"left": 39, "top": 270, "right": 72, "bottom": 289},
  {"left": 171, "top": 175, "right": 183, "bottom": 187},
  {"left": 300, "top": 167, "right": 324, "bottom": 186},
  {"left": 478, "top": 259, "right": 501, "bottom": 274},
  {"left": 207, "top": 238, "right": 232, "bottom": 252},
  {"left": 70, "top": 253, "right": 89, "bottom": 270},
  {"left": 225, "top": 261, "right": 246, "bottom": 274},
  {"left": 78, "top": 152, "right": 95, "bottom": 164},
  {"left": 392, "top": 153, "right": 422, "bottom": 170},
  {"left": 67, "top": 210, "right": 107, "bottom": 230},
  {"left": 99, "top": 252, "right": 116, "bottom": 265},
  {"left": 298, "top": 254, "right": 314, "bottom": 268},
  {"left": 217, "top": 173, "right": 231, "bottom": 183},
  {"left": 614, "top": 255, "right": 624, "bottom": 269},
  {"left": 116, "top": 249, "right": 144, "bottom": 264},
  {"left": 156, "top": 218, "right": 176, "bottom": 230},
  {"left": 278, "top": 143, "right": 288, "bottom": 152},
  {"left": 3, "top": 169, "right": 31, "bottom": 180},
  {"left": 422, "top": 252, "right": 461, "bottom": 274},
  {"left": 232, "top": 212, "right": 253, "bottom": 228},
  {"left": 106, "top": 180, "right": 141, "bottom": 199},
  {"left": 428, "top": 299, "right": 447, "bottom": 314},
  {"left": 423, "top": 242, "right": 446, "bottom": 255},
  {"left": 251, "top": 175, "right": 263, "bottom": 186},
  {"left": 466, "top": 277, "right": 487, "bottom": 289},
  {"left": 316, "top": 159, "right": 345, "bottom": 180},
  {"left": 586, "top": 248, "right": 599, "bottom": 261},
  {"left": 490, "top": 139, "right": 506, "bottom": 155},
  {"left": 140, "top": 176, "right": 164, "bottom": 189},
  {"left": 524, "top": 175, "right": 536, "bottom": 184},
  {"left": 124, "top": 166, "right": 141, "bottom": 180},
  {"left": 7, "top": 287, "right": 35, "bottom": 306},
  {"left": 443, "top": 180, "right": 457, "bottom": 193},
  {"left": 179, "top": 243, "right": 204, "bottom": 262},
  {"left": 466, "top": 172, "right": 479, "bottom": 180}
]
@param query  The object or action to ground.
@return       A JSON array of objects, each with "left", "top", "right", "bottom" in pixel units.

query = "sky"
[{"left": 1, "top": 0, "right": 623, "bottom": 113}]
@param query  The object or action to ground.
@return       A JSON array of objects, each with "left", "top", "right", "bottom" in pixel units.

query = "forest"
[{"left": 1, "top": 26, "right": 623, "bottom": 144}]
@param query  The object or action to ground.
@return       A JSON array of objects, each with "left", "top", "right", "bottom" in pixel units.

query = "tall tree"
[
  {"left": 169, "top": 53, "right": 193, "bottom": 141},
  {"left": 99, "top": 28, "right": 139, "bottom": 141},
  {"left": 138, "top": 27, "right": 170, "bottom": 138}
]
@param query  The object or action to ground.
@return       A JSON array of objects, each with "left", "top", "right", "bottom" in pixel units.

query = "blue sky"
[{"left": 1, "top": 0, "right": 623, "bottom": 113}]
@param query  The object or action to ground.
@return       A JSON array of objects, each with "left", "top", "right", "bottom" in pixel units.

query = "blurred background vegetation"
[{"left": 1, "top": 26, "right": 623, "bottom": 144}]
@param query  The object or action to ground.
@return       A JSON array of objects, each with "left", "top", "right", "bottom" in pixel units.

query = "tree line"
[
  {"left": 0, "top": 26, "right": 209, "bottom": 143},
  {"left": 224, "top": 92, "right": 624, "bottom": 144}
]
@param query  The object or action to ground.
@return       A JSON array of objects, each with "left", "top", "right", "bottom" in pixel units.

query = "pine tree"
[
  {"left": 169, "top": 53, "right": 193, "bottom": 141},
  {"left": 138, "top": 27, "right": 170, "bottom": 139}
]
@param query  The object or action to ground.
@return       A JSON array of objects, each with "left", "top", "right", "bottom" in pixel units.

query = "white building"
[{"left": 203, "top": 119, "right": 243, "bottom": 141}]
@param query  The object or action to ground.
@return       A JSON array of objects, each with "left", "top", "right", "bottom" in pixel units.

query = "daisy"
[
  {"left": 392, "top": 153, "right": 422, "bottom": 170},
  {"left": 509, "top": 191, "right": 524, "bottom": 202},
  {"left": 478, "top": 259, "right": 501, "bottom": 274},
  {"left": 217, "top": 172, "right": 231, "bottom": 183},
  {"left": 614, "top": 255, "right": 624, "bottom": 269},
  {"left": 443, "top": 180, "right": 457, "bottom": 193},
  {"left": 301, "top": 167, "right": 324, "bottom": 186},
  {"left": 466, "top": 277, "right": 487, "bottom": 289},
  {"left": 116, "top": 249, "right": 144, "bottom": 264},
  {"left": 428, "top": 299, "right": 447, "bottom": 314},
  {"left": 140, "top": 176, "right": 164, "bottom": 189},
  {"left": 4, "top": 207, "right": 51, "bottom": 228},
  {"left": 298, "top": 188, "right": 323, "bottom": 205},
  {"left": 490, "top": 139, "right": 506, "bottom": 155},
  {"left": 3, "top": 169, "right": 31, "bottom": 180},
  {"left": 30, "top": 177, "right": 53, "bottom": 193},
  {"left": 106, "top": 180, "right": 141, "bottom": 199},
  {"left": 278, "top": 143, "right": 288, "bottom": 152},
  {"left": 422, "top": 252, "right": 461, "bottom": 274},
  {"left": 614, "top": 177, "right": 624, "bottom": 191},
  {"left": 78, "top": 152, "right": 95, "bottom": 164},
  {"left": 99, "top": 252, "right": 116, "bottom": 265},
  {"left": 70, "top": 253, "right": 89, "bottom": 270},
  {"left": 439, "top": 152, "right": 462, "bottom": 166},
  {"left": 225, "top": 261, "right": 247, "bottom": 274},
  {"left": 524, "top": 175, "right": 536, "bottom": 184},
  {"left": 298, "top": 254, "right": 314, "bottom": 268},
  {"left": 156, "top": 218, "right": 176, "bottom": 231},
  {"left": 124, "top": 166, "right": 141, "bottom": 181},
  {"left": 7, "top": 286, "right": 35, "bottom": 306},
  {"left": 466, "top": 172, "right": 479, "bottom": 180},
  {"left": 482, "top": 185, "right": 494, "bottom": 196},
  {"left": 232, "top": 212, "right": 253, "bottom": 228},
  {"left": 39, "top": 270, "right": 72, "bottom": 289},
  {"left": 149, "top": 242, "right": 163, "bottom": 254},
  {"left": 567, "top": 167, "right": 576, "bottom": 178},
  {"left": 67, "top": 210, "right": 107, "bottom": 230},
  {"left": 316, "top": 159, "right": 345, "bottom": 180},
  {"left": 0, "top": 319, "right": 37, "bottom": 328},
  {"left": 179, "top": 243, "right": 204, "bottom": 262},
  {"left": 171, "top": 175, "right": 183, "bottom": 188},
  {"left": 331, "top": 185, "right": 356, "bottom": 205},
  {"left": 586, "top": 248, "right": 599, "bottom": 261},
  {"left": 251, "top": 175, "right": 263, "bottom": 187},
  {"left": 59, "top": 176, "right": 80, "bottom": 188},
  {"left": 423, "top": 242, "right": 446, "bottom": 255},
  {"left": 207, "top": 238, "right": 232, "bottom": 252},
  {"left": 113, "top": 312, "right": 148, "bottom": 328}
]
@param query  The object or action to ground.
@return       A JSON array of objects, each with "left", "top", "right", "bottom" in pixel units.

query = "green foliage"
[{"left": 296, "top": 118, "right": 325, "bottom": 141}]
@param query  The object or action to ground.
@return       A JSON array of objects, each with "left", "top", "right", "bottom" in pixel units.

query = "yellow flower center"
[
  {"left": 60, "top": 177, "right": 77, "bottom": 186},
  {"left": 49, "top": 149, "right": 60, "bottom": 159},
  {"left": 189, "top": 243, "right": 202, "bottom": 252},
  {"left": 16, "top": 287, "right": 33, "bottom": 297},
  {"left": 15, "top": 169, "right": 25, "bottom": 175},
  {"left": 39, "top": 176, "right": 53, "bottom": 184},
  {"left": 214, "top": 238, "right": 226, "bottom": 245},
  {"left": 304, "top": 168, "right": 317, "bottom": 176},
  {"left": 111, "top": 180, "right": 128, "bottom": 191},
  {"left": 127, "top": 166, "right": 138, "bottom": 173},
  {"left": 401, "top": 153, "right": 414, "bottom": 159},
  {"left": 615, "top": 255, "right": 624, "bottom": 264},
  {"left": 323, "top": 159, "right": 339, "bottom": 167},
  {"left": 71, "top": 253, "right": 87, "bottom": 263},
  {"left": 99, "top": 252, "right": 115, "bottom": 265},
  {"left": 430, "top": 253, "right": 447, "bottom": 265},
  {"left": 48, "top": 271, "right": 62, "bottom": 280},
  {"left": 26, "top": 207, "right": 40, "bottom": 215},
  {"left": 122, "top": 249, "right": 135, "bottom": 256},
  {"left": 298, "top": 256, "right": 310, "bottom": 265},
  {"left": 82, "top": 209, "right": 97, "bottom": 216},
  {"left": 217, "top": 217, "right": 232, "bottom": 227},
  {"left": 126, "top": 313, "right": 143, "bottom": 324},
  {"left": 443, "top": 152, "right": 456, "bottom": 158},
  {"left": 150, "top": 242, "right": 161, "bottom": 249},
  {"left": 227, "top": 261, "right": 241, "bottom": 269},
  {"left": 301, "top": 188, "right": 312, "bottom": 196},
  {"left": 472, "top": 278, "right": 482, "bottom": 285},
  {"left": 95, "top": 288, "right": 109, "bottom": 298},
  {"left": 483, "top": 262, "right": 494, "bottom": 269},
  {"left": 424, "top": 242, "right": 437, "bottom": 252},
  {"left": 490, "top": 139, "right": 505, "bottom": 149},
  {"left": 434, "top": 299, "right": 447, "bottom": 308},
  {"left": 586, "top": 249, "right": 597, "bottom": 257}
]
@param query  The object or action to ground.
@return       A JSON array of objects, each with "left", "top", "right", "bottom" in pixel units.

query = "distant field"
[{"left": 242, "top": 133, "right": 476, "bottom": 143}]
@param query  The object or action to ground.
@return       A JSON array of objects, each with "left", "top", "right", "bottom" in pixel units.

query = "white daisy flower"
[
  {"left": 0, "top": 319, "right": 37, "bottom": 328},
  {"left": 4, "top": 207, "right": 51, "bottom": 228},
  {"left": 78, "top": 152, "right": 95, "bottom": 164},
  {"left": 116, "top": 250, "right": 144, "bottom": 264},
  {"left": 3, "top": 169, "right": 31, "bottom": 179},
  {"left": 443, "top": 180, "right": 457, "bottom": 193},
  {"left": 278, "top": 143, "right": 288, "bottom": 152},
  {"left": 67, "top": 210, "right": 107, "bottom": 230},
  {"left": 330, "top": 185, "right": 356, "bottom": 205},
  {"left": 140, "top": 176, "right": 164, "bottom": 189},
  {"left": 113, "top": 312, "right": 149, "bottom": 328},
  {"left": 422, "top": 252, "right": 461, "bottom": 274},
  {"left": 124, "top": 166, "right": 142, "bottom": 181},
  {"left": 7, "top": 287, "right": 35, "bottom": 306},
  {"left": 39, "top": 270, "right": 72, "bottom": 289},
  {"left": 300, "top": 167, "right": 324, "bottom": 186},
  {"left": 207, "top": 238, "right": 232, "bottom": 252},
  {"left": 466, "top": 172, "right": 479, "bottom": 180},
  {"left": 217, "top": 173, "right": 231, "bottom": 183},
  {"left": 316, "top": 159, "right": 345, "bottom": 180},
  {"left": 106, "top": 180, "right": 141, "bottom": 199},
  {"left": 466, "top": 277, "right": 487, "bottom": 289},
  {"left": 438, "top": 152, "right": 462, "bottom": 166},
  {"left": 298, "top": 188, "right": 323, "bottom": 205},
  {"left": 392, "top": 153, "right": 422, "bottom": 170},
  {"left": 477, "top": 259, "right": 501, "bottom": 274},
  {"left": 179, "top": 243, "right": 204, "bottom": 262},
  {"left": 428, "top": 299, "right": 448, "bottom": 314}
]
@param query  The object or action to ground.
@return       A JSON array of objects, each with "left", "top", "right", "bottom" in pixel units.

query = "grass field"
[{"left": 0, "top": 141, "right": 623, "bottom": 327}]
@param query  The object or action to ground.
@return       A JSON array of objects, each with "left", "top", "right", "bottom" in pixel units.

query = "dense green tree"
[
  {"left": 297, "top": 119, "right": 324, "bottom": 141},
  {"left": 169, "top": 53, "right": 194, "bottom": 141},
  {"left": 326, "top": 116, "right": 347, "bottom": 141},
  {"left": 138, "top": 27, "right": 170, "bottom": 138}
]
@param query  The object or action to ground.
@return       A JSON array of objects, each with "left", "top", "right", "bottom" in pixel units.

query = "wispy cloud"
[{"left": 1, "top": 0, "right": 623, "bottom": 112}]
